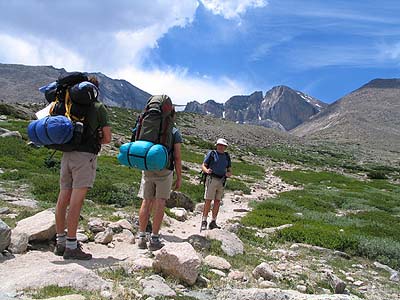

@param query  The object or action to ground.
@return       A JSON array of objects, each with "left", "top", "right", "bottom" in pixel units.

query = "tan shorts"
[
  {"left": 60, "top": 151, "right": 97, "bottom": 189},
  {"left": 204, "top": 176, "right": 224, "bottom": 201},
  {"left": 138, "top": 169, "right": 173, "bottom": 200}
]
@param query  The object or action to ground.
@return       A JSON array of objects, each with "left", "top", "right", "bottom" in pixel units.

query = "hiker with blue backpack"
[
  {"left": 201, "top": 138, "right": 232, "bottom": 231},
  {"left": 118, "top": 95, "right": 182, "bottom": 251},
  {"left": 30, "top": 73, "right": 112, "bottom": 260}
]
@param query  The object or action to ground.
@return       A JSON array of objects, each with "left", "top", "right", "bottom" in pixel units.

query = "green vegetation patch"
[{"left": 242, "top": 169, "right": 400, "bottom": 269}]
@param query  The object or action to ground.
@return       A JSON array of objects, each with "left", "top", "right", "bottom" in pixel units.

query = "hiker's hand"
[
  {"left": 206, "top": 168, "right": 212, "bottom": 174},
  {"left": 174, "top": 177, "right": 182, "bottom": 190},
  {"left": 226, "top": 171, "right": 232, "bottom": 178}
]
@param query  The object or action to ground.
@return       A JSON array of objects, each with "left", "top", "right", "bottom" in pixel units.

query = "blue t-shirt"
[
  {"left": 168, "top": 127, "right": 182, "bottom": 170},
  {"left": 203, "top": 150, "right": 231, "bottom": 178}
]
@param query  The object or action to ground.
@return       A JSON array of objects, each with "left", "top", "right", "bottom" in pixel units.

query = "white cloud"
[
  {"left": 0, "top": 34, "right": 85, "bottom": 70},
  {"left": 379, "top": 42, "right": 400, "bottom": 61},
  {"left": 113, "top": 66, "right": 248, "bottom": 105},
  {"left": 200, "top": 0, "right": 267, "bottom": 19}
]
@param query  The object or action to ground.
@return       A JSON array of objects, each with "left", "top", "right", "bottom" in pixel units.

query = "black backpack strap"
[{"left": 225, "top": 152, "right": 231, "bottom": 168}]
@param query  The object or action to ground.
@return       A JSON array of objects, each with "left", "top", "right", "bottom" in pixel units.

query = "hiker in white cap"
[{"left": 200, "top": 138, "right": 232, "bottom": 231}]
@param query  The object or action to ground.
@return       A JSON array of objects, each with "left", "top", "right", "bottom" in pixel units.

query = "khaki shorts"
[
  {"left": 204, "top": 176, "right": 225, "bottom": 201},
  {"left": 60, "top": 151, "right": 97, "bottom": 189},
  {"left": 138, "top": 169, "right": 173, "bottom": 200}
]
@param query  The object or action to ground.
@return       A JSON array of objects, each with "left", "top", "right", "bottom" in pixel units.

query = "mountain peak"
[{"left": 361, "top": 78, "right": 400, "bottom": 89}]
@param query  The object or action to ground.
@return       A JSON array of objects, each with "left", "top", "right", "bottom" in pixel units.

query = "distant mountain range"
[
  {"left": 292, "top": 78, "right": 400, "bottom": 159},
  {"left": 0, "top": 63, "right": 151, "bottom": 110},
  {"left": 185, "top": 86, "right": 327, "bottom": 131}
]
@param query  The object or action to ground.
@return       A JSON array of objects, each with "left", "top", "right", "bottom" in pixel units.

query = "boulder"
[
  {"left": 170, "top": 207, "right": 188, "bottom": 221},
  {"left": 167, "top": 191, "right": 194, "bottom": 211},
  {"left": 88, "top": 218, "right": 107, "bottom": 233},
  {"left": 0, "top": 219, "right": 11, "bottom": 252},
  {"left": 153, "top": 242, "right": 202, "bottom": 285},
  {"left": 95, "top": 228, "right": 113, "bottom": 244},
  {"left": 204, "top": 255, "right": 231, "bottom": 270},
  {"left": 113, "top": 229, "right": 135, "bottom": 244},
  {"left": 216, "top": 288, "right": 361, "bottom": 300},
  {"left": 186, "top": 234, "right": 211, "bottom": 252},
  {"left": 13, "top": 209, "right": 56, "bottom": 241},
  {"left": 8, "top": 231, "right": 29, "bottom": 254},
  {"left": 205, "top": 229, "right": 244, "bottom": 256},
  {"left": 252, "top": 262, "right": 276, "bottom": 281},
  {"left": 140, "top": 275, "right": 176, "bottom": 298}
]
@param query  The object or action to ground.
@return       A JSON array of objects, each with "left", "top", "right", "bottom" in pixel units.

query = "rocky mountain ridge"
[
  {"left": 291, "top": 78, "right": 400, "bottom": 163},
  {"left": 0, "top": 63, "right": 151, "bottom": 110},
  {"left": 185, "top": 86, "right": 327, "bottom": 131}
]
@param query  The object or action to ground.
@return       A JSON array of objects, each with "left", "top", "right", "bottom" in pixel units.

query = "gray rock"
[
  {"left": 167, "top": 191, "right": 195, "bottom": 211},
  {"left": 140, "top": 275, "right": 176, "bottom": 298},
  {"left": 204, "top": 255, "right": 231, "bottom": 270},
  {"left": 88, "top": 218, "right": 107, "bottom": 233},
  {"left": 9, "top": 231, "right": 29, "bottom": 254},
  {"left": 228, "top": 270, "right": 247, "bottom": 282},
  {"left": 0, "top": 207, "right": 10, "bottom": 214},
  {"left": 13, "top": 209, "right": 56, "bottom": 241},
  {"left": 0, "top": 219, "right": 11, "bottom": 252},
  {"left": 0, "top": 131, "right": 22, "bottom": 139},
  {"left": 210, "top": 269, "right": 226, "bottom": 277},
  {"left": 153, "top": 242, "right": 202, "bottom": 286},
  {"left": 186, "top": 234, "right": 211, "bottom": 252},
  {"left": 216, "top": 288, "right": 361, "bottom": 300},
  {"left": 205, "top": 229, "right": 244, "bottom": 256},
  {"left": 77, "top": 233, "right": 89, "bottom": 243},
  {"left": 252, "top": 262, "right": 276, "bottom": 281},
  {"left": 113, "top": 229, "right": 135, "bottom": 244},
  {"left": 95, "top": 227, "right": 113, "bottom": 244},
  {"left": 170, "top": 207, "right": 188, "bottom": 221}
]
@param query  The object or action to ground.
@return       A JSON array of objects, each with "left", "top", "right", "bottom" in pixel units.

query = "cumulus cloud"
[
  {"left": 114, "top": 66, "right": 248, "bottom": 105},
  {"left": 200, "top": 0, "right": 267, "bottom": 19},
  {"left": 0, "top": 1, "right": 261, "bottom": 104}
]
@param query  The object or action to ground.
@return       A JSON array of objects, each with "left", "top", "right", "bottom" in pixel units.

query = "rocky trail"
[{"left": 0, "top": 166, "right": 398, "bottom": 300}]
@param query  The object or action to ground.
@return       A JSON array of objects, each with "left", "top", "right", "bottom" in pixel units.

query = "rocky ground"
[{"left": 0, "top": 164, "right": 399, "bottom": 300}]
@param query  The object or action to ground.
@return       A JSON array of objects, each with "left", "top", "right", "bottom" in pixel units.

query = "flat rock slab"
[
  {"left": 42, "top": 295, "right": 86, "bottom": 300},
  {"left": 0, "top": 251, "right": 111, "bottom": 294},
  {"left": 216, "top": 288, "right": 361, "bottom": 300}
]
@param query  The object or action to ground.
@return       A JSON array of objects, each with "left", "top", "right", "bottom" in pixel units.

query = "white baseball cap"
[{"left": 216, "top": 138, "right": 228, "bottom": 146}]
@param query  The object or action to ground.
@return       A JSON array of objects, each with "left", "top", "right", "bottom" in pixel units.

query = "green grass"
[
  {"left": 26, "top": 285, "right": 104, "bottom": 300},
  {"left": 242, "top": 170, "right": 400, "bottom": 269}
]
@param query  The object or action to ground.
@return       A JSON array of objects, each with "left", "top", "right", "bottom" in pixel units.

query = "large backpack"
[
  {"left": 31, "top": 72, "right": 99, "bottom": 151},
  {"left": 134, "top": 95, "right": 175, "bottom": 150}
]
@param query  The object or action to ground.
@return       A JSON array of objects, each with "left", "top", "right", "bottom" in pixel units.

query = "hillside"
[
  {"left": 292, "top": 79, "right": 400, "bottom": 163},
  {"left": 0, "top": 103, "right": 399, "bottom": 299},
  {"left": 0, "top": 63, "right": 151, "bottom": 110}
]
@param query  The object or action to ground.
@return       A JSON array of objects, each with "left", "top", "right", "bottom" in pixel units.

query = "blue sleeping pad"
[{"left": 28, "top": 115, "right": 74, "bottom": 146}]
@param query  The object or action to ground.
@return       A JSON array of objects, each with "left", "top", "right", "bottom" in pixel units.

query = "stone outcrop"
[
  {"left": 0, "top": 219, "right": 11, "bottom": 252},
  {"left": 205, "top": 229, "right": 244, "bottom": 256},
  {"left": 167, "top": 191, "right": 195, "bottom": 211},
  {"left": 153, "top": 242, "right": 202, "bottom": 285},
  {"left": 12, "top": 209, "right": 56, "bottom": 242}
]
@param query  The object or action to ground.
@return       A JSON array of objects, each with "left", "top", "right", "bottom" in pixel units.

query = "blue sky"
[{"left": 0, "top": 0, "right": 399, "bottom": 105}]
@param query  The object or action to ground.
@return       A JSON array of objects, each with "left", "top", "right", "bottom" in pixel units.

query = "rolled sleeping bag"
[
  {"left": 27, "top": 115, "right": 74, "bottom": 146},
  {"left": 117, "top": 140, "right": 168, "bottom": 171}
]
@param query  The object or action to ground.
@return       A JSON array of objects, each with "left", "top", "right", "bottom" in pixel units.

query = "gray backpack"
[{"left": 135, "top": 95, "right": 175, "bottom": 151}]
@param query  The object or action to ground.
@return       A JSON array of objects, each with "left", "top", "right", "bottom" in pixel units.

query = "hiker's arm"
[
  {"left": 226, "top": 167, "right": 232, "bottom": 178},
  {"left": 100, "top": 126, "right": 112, "bottom": 144},
  {"left": 202, "top": 163, "right": 212, "bottom": 174},
  {"left": 173, "top": 143, "right": 182, "bottom": 190}
]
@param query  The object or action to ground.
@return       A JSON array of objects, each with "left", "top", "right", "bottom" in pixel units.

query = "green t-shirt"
[{"left": 76, "top": 101, "right": 109, "bottom": 154}]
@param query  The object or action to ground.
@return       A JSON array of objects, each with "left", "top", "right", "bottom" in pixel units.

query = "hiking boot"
[
  {"left": 63, "top": 243, "right": 92, "bottom": 260},
  {"left": 209, "top": 220, "right": 221, "bottom": 230},
  {"left": 148, "top": 238, "right": 164, "bottom": 251},
  {"left": 54, "top": 243, "right": 65, "bottom": 256},
  {"left": 200, "top": 220, "right": 208, "bottom": 231},
  {"left": 137, "top": 236, "right": 148, "bottom": 249}
]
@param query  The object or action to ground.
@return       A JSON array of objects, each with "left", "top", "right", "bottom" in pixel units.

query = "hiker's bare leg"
[
  {"left": 203, "top": 199, "right": 212, "bottom": 218},
  {"left": 139, "top": 199, "right": 153, "bottom": 232},
  {"left": 152, "top": 198, "right": 166, "bottom": 234},
  {"left": 212, "top": 199, "right": 221, "bottom": 220},
  {"left": 66, "top": 188, "right": 88, "bottom": 237},
  {"left": 55, "top": 189, "right": 72, "bottom": 233}
]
